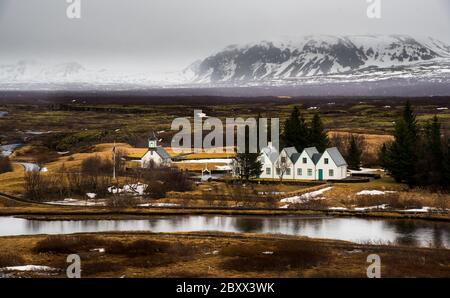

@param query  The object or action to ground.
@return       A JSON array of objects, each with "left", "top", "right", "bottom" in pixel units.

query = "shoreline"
[
  {"left": 0, "top": 231, "right": 448, "bottom": 278},
  {"left": 0, "top": 206, "right": 448, "bottom": 222}
]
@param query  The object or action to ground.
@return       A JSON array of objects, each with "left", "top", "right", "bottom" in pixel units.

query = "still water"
[{"left": 0, "top": 215, "right": 449, "bottom": 248}]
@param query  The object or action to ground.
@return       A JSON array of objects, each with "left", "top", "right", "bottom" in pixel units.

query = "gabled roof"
[
  {"left": 303, "top": 147, "right": 319, "bottom": 159},
  {"left": 291, "top": 152, "right": 301, "bottom": 164},
  {"left": 283, "top": 147, "right": 298, "bottom": 158},
  {"left": 312, "top": 153, "right": 322, "bottom": 165},
  {"left": 325, "top": 147, "right": 347, "bottom": 167},
  {"left": 261, "top": 145, "right": 279, "bottom": 163},
  {"left": 147, "top": 147, "right": 171, "bottom": 160}
]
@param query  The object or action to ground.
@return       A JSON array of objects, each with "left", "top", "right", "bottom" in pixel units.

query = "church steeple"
[{"left": 148, "top": 131, "right": 158, "bottom": 149}]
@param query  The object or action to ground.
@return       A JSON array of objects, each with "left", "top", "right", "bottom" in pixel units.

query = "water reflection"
[{"left": 0, "top": 216, "right": 449, "bottom": 248}]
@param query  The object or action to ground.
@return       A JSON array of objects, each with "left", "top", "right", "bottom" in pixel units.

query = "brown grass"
[
  {"left": 0, "top": 252, "right": 26, "bottom": 267},
  {"left": 1, "top": 232, "right": 449, "bottom": 278},
  {"left": 220, "top": 240, "right": 330, "bottom": 272}
]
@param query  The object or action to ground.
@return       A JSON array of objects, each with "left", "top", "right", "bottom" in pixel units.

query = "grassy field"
[
  {"left": 0, "top": 232, "right": 448, "bottom": 278},
  {"left": 1, "top": 98, "right": 448, "bottom": 150}
]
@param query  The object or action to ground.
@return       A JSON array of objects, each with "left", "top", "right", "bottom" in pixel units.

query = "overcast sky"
[{"left": 0, "top": 0, "right": 449, "bottom": 73}]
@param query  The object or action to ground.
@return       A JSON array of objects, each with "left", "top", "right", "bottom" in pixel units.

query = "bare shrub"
[
  {"left": 82, "top": 261, "right": 124, "bottom": 275},
  {"left": 220, "top": 240, "right": 330, "bottom": 272},
  {"left": 352, "top": 192, "right": 424, "bottom": 209},
  {"left": 0, "top": 156, "right": 12, "bottom": 174},
  {"left": 0, "top": 253, "right": 25, "bottom": 267},
  {"left": 81, "top": 155, "right": 113, "bottom": 176},
  {"left": 24, "top": 171, "right": 47, "bottom": 201},
  {"left": 105, "top": 196, "right": 143, "bottom": 208},
  {"left": 140, "top": 167, "right": 193, "bottom": 199},
  {"left": 33, "top": 235, "right": 107, "bottom": 254}
]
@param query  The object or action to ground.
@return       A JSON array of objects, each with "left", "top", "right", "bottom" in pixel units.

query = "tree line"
[
  {"left": 234, "top": 106, "right": 366, "bottom": 181},
  {"left": 379, "top": 101, "right": 450, "bottom": 189}
]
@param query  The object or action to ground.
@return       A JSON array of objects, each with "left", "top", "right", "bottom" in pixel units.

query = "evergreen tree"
[
  {"left": 234, "top": 153, "right": 263, "bottom": 182},
  {"left": 346, "top": 134, "right": 362, "bottom": 170},
  {"left": 444, "top": 139, "right": 450, "bottom": 189},
  {"left": 282, "top": 106, "right": 309, "bottom": 151},
  {"left": 309, "top": 113, "right": 329, "bottom": 152},
  {"left": 234, "top": 121, "right": 263, "bottom": 182},
  {"left": 423, "top": 116, "right": 444, "bottom": 186},
  {"left": 378, "top": 143, "right": 389, "bottom": 170},
  {"left": 382, "top": 101, "right": 419, "bottom": 185}
]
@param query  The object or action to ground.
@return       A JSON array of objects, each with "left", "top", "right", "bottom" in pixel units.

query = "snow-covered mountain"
[
  {"left": 0, "top": 60, "right": 166, "bottom": 90},
  {"left": 191, "top": 35, "right": 450, "bottom": 83},
  {"left": 1, "top": 35, "right": 450, "bottom": 95}
]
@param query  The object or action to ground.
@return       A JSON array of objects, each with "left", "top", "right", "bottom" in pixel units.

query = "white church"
[
  {"left": 257, "top": 143, "right": 348, "bottom": 181},
  {"left": 139, "top": 134, "right": 172, "bottom": 167}
]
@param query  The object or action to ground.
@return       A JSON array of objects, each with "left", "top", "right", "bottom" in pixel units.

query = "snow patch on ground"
[
  {"left": 45, "top": 198, "right": 106, "bottom": 206},
  {"left": 215, "top": 165, "right": 232, "bottom": 171},
  {"left": 176, "top": 158, "right": 233, "bottom": 164},
  {"left": 90, "top": 248, "right": 105, "bottom": 253},
  {"left": 0, "top": 265, "right": 58, "bottom": 272},
  {"left": 108, "top": 183, "right": 147, "bottom": 195},
  {"left": 349, "top": 167, "right": 383, "bottom": 174},
  {"left": 328, "top": 207, "right": 348, "bottom": 211},
  {"left": 139, "top": 202, "right": 180, "bottom": 207},
  {"left": 401, "top": 207, "right": 434, "bottom": 213},
  {"left": 281, "top": 187, "right": 333, "bottom": 204},
  {"left": 17, "top": 162, "right": 40, "bottom": 172},
  {"left": 356, "top": 190, "right": 397, "bottom": 196},
  {"left": 86, "top": 193, "right": 97, "bottom": 199},
  {"left": 354, "top": 204, "right": 388, "bottom": 211},
  {"left": 0, "top": 143, "right": 21, "bottom": 156}
]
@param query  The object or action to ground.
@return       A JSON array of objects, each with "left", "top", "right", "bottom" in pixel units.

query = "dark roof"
[
  {"left": 326, "top": 147, "right": 347, "bottom": 166},
  {"left": 291, "top": 152, "right": 301, "bottom": 164},
  {"left": 312, "top": 153, "right": 322, "bottom": 165}
]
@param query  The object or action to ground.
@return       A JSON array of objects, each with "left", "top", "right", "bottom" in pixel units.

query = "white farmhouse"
[
  {"left": 258, "top": 142, "right": 279, "bottom": 179},
  {"left": 258, "top": 145, "right": 348, "bottom": 181},
  {"left": 140, "top": 134, "right": 172, "bottom": 168},
  {"left": 315, "top": 147, "right": 348, "bottom": 180},
  {"left": 293, "top": 147, "right": 321, "bottom": 180}
]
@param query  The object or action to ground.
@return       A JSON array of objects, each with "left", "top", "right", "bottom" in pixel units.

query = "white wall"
[
  {"left": 258, "top": 152, "right": 274, "bottom": 179},
  {"left": 315, "top": 151, "right": 347, "bottom": 180},
  {"left": 274, "top": 150, "right": 294, "bottom": 180},
  {"left": 141, "top": 150, "right": 163, "bottom": 167},
  {"left": 293, "top": 151, "right": 316, "bottom": 181}
]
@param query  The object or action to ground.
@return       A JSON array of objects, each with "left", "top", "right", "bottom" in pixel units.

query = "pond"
[{"left": 0, "top": 215, "right": 449, "bottom": 248}]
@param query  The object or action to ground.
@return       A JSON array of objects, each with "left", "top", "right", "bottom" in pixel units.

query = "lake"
[{"left": 0, "top": 215, "right": 449, "bottom": 248}]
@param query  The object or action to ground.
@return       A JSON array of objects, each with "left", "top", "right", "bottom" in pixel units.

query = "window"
[
  {"left": 276, "top": 168, "right": 280, "bottom": 175},
  {"left": 307, "top": 169, "right": 313, "bottom": 176},
  {"left": 329, "top": 169, "right": 334, "bottom": 177},
  {"left": 297, "top": 168, "right": 302, "bottom": 176},
  {"left": 266, "top": 167, "right": 271, "bottom": 175},
  {"left": 286, "top": 168, "right": 291, "bottom": 175},
  {"left": 302, "top": 157, "right": 307, "bottom": 164},
  {"left": 324, "top": 158, "right": 329, "bottom": 165},
  {"left": 281, "top": 157, "right": 286, "bottom": 163}
]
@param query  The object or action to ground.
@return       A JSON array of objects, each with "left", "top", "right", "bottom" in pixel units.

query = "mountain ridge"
[{"left": 190, "top": 35, "right": 450, "bottom": 83}]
